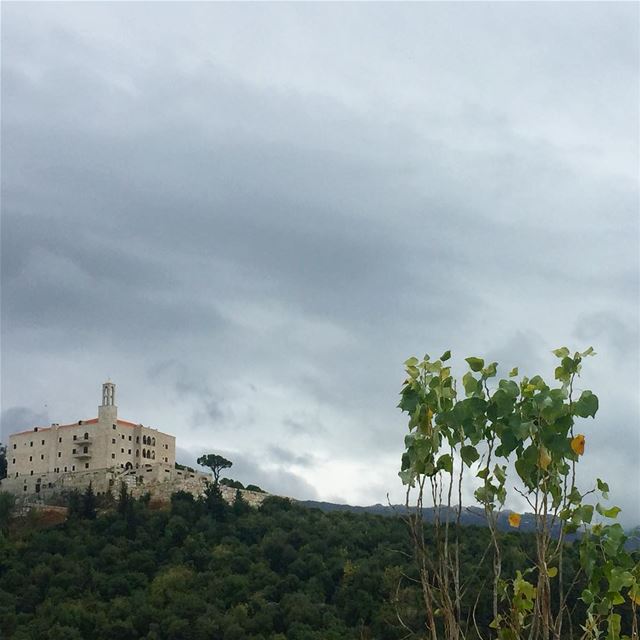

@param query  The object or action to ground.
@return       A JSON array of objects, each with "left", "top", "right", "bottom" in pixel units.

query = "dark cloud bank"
[{"left": 1, "top": 3, "right": 638, "bottom": 523}]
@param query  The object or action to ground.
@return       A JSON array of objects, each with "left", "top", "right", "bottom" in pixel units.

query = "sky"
[{"left": 1, "top": 2, "right": 638, "bottom": 524}]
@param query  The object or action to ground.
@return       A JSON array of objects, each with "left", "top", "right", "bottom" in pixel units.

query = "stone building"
[{"left": 1, "top": 382, "right": 187, "bottom": 497}]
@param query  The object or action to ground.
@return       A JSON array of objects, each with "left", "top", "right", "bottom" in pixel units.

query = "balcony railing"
[
  {"left": 75, "top": 437, "right": 92, "bottom": 445},
  {"left": 73, "top": 450, "right": 92, "bottom": 459}
]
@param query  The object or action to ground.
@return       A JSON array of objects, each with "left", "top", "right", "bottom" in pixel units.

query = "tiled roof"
[{"left": 11, "top": 417, "right": 147, "bottom": 436}]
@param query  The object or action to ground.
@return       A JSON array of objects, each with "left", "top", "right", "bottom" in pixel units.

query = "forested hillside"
[{"left": 2, "top": 489, "right": 635, "bottom": 640}]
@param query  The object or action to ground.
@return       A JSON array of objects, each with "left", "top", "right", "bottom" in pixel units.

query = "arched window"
[
  {"left": 152, "top": 451, "right": 155, "bottom": 460},
  {"left": 152, "top": 437, "right": 156, "bottom": 446},
  {"left": 84, "top": 432, "right": 89, "bottom": 440},
  {"left": 142, "top": 435, "right": 147, "bottom": 445}
]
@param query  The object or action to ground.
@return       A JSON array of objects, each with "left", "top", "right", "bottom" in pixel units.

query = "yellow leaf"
[
  {"left": 538, "top": 446, "right": 552, "bottom": 470},
  {"left": 547, "top": 567, "right": 558, "bottom": 578},
  {"left": 508, "top": 513, "right": 521, "bottom": 528},
  {"left": 571, "top": 434, "right": 585, "bottom": 456}
]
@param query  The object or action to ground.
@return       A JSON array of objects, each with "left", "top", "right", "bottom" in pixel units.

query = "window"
[
  {"left": 83, "top": 446, "right": 88, "bottom": 454},
  {"left": 12, "top": 459, "right": 15, "bottom": 464},
  {"left": 58, "top": 437, "right": 62, "bottom": 443},
  {"left": 41, "top": 454, "right": 44, "bottom": 460},
  {"left": 15, "top": 472, "right": 19, "bottom": 478},
  {"left": 152, "top": 437, "right": 156, "bottom": 446},
  {"left": 13, "top": 444, "right": 16, "bottom": 449},
  {"left": 58, "top": 452, "right": 61, "bottom": 458},
  {"left": 64, "top": 466, "right": 67, "bottom": 472},
  {"left": 128, "top": 435, "right": 132, "bottom": 441},
  {"left": 72, "top": 465, "right": 75, "bottom": 471},
  {"left": 73, "top": 435, "right": 77, "bottom": 440},
  {"left": 128, "top": 449, "right": 131, "bottom": 455},
  {"left": 121, "top": 434, "right": 125, "bottom": 440},
  {"left": 112, "top": 424, "right": 116, "bottom": 430},
  {"left": 29, "top": 456, "right": 32, "bottom": 462},
  {"left": 143, "top": 435, "right": 147, "bottom": 445},
  {"left": 142, "top": 449, "right": 146, "bottom": 458},
  {"left": 112, "top": 453, "right": 115, "bottom": 459},
  {"left": 152, "top": 451, "right": 155, "bottom": 460},
  {"left": 84, "top": 432, "right": 88, "bottom": 440},
  {"left": 41, "top": 440, "right": 45, "bottom": 446},
  {"left": 85, "top": 463, "right": 89, "bottom": 469},
  {"left": 136, "top": 449, "right": 139, "bottom": 457},
  {"left": 136, "top": 436, "right": 140, "bottom": 443},
  {"left": 30, "top": 441, "right": 33, "bottom": 447},
  {"left": 72, "top": 449, "right": 77, "bottom": 454},
  {"left": 121, "top": 448, "right": 124, "bottom": 453},
  {"left": 23, "top": 485, "right": 27, "bottom": 491},
  {"left": 112, "top": 438, "right": 116, "bottom": 444},
  {"left": 30, "top": 470, "right": 33, "bottom": 476}
]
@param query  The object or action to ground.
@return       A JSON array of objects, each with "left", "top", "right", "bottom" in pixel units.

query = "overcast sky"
[{"left": 1, "top": 2, "right": 638, "bottom": 524}]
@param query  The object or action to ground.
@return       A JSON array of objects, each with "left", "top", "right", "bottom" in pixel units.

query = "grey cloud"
[
  {"left": 268, "top": 446, "right": 315, "bottom": 468},
  {"left": 176, "top": 446, "right": 319, "bottom": 501},
  {"left": 1, "top": 3, "right": 638, "bottom": 521},
  {"left": 1, "top": 407, "right": 50, "bottom": 440}
]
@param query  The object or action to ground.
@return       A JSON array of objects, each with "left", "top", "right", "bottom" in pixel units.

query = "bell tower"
[{"left": 98, "top": 381, "right": 117, "bottom": 424}]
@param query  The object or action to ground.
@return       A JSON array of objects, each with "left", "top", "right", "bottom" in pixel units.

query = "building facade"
[{"left": 1, "top": 382, "right": 179, "bottom": 496}]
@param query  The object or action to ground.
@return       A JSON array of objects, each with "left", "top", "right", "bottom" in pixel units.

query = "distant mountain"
[{"left": 298, "top": 500, "right": 640, "bottom": 550}]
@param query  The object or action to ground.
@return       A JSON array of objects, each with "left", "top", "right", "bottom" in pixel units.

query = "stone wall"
[
  {"left": 2, "top": 464, "right": 269, "bottom": 509},
  {"left": 129, "top": 474, "right": 269, "bottom": 507}
]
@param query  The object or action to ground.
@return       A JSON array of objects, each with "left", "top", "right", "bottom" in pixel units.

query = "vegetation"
[
  {"left": 0, "top": 347, "right": 637, "bottom": 639},
  {"left": 1, "top": 486, "right": 621, "bottom": 640},
  {"left": 0, "top": 442, "right": 7, "bottom": 480},
  {"left": 398, "top": 348, "right": 639, "bottom": 640},
  {"left": 197, "top": 454, "right": 232, "bottom": 484}
]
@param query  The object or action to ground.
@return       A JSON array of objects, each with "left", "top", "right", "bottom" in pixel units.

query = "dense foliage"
[
  {"left": 0, "top": 443, "right": 7, "bottom": 480},
  {"left": 398, "top": 348, "right": 639, "bottom": 640},
  {"left": 0, "top": 489, "right": 608, "bottom": 640}
]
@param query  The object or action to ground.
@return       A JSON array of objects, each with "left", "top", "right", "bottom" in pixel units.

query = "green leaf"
[
  {"left": 493, "top": 464, "right": 507, "bottom": 485},
  {"left": 508, "top": 367, "right": 518, "bottom": 377},
  {"left": 606, "top": 613, "right": 621, "bottom": 640},
  {"left": 436, "top": 454, "right": 453, "bottom": 474},
  {"left": 597, "top": 478, "right": 610, "bottom": 498},
  {"left": 482, "top": 362, "right": 498, "bottom": 378},
  {"left": 596, "top": 503, "right": 621, "bottom": 519},
  {"left": 580, "top": 505, "right": 594, "bottom": 524},
  {"left": 404, "top": 356, "right": 419, "bottom": 367},
  {"left": 440, "top": 350, "right": 451, "bottom": 362},
  {"left": 398, "top": 469, "right": 415, "bottom": 485},
  {"left": 574, "top": 390, "right": 598, "bottom": 418},
  {"left": 398, "top": 388, "right": 420, "bottom": 414},
  {"left": 476, "top": 467, "right": 489, "bottom": 479},
  {"left": 552, "top": 347, "right": 570, "bottom": 358},
  {"left": 461, "top": 445, "right": 480, "bottom": 467},
  {"left": 581, "top": 346, "right": 595, "bottom": 357},
  {"left": 465, "top": 357, "right": 485, "bottom": 372},
  {"left": 608, "top": 568, "right": 632, "bottom": 594},
  {"left": 462, "top": 372, "right": 480, "bottom": 397}
]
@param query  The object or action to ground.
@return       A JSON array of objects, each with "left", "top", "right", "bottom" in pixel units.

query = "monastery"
[{"left": 1, "top": 382, "right": 206, "bottom": 498}]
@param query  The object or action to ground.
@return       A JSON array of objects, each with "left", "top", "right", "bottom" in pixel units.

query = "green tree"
[
  {"left": 197, "top": 453, "right": 232, "bottom": 484},
  {"left": 0, "top": 442, "right": 7, "bottom": 480},
  {"left": 67, "top": 489, "right": 82, "bottom": 519},
  {"left": 397, "top": 347, "right": 639, "bottom": 640},
  {"left": 81, "top": 482, "right": 97, "bottom": 520},
  {"left": 0, "top": 491, "right": 15, "bottom": 533}
]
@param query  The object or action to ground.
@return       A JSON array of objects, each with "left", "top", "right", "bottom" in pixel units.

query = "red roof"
[{"left": 11, "top": 417, "right": 152, "bottom": 437}]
